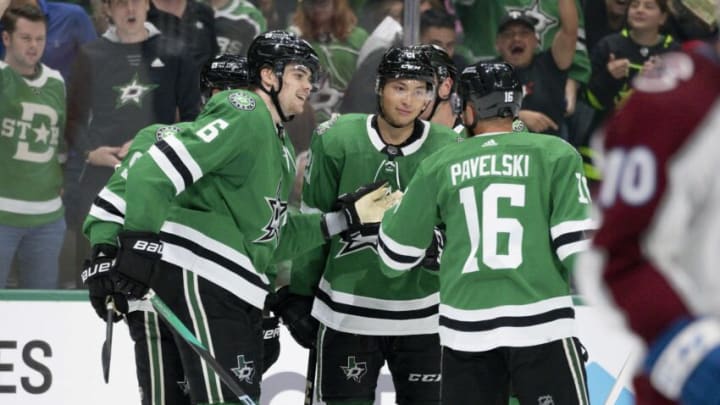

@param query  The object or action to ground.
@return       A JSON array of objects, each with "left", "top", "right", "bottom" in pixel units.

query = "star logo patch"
[
  {"left": 335, "top": 227, "right": 379, "bottom": 258},
  {"left": 112, "top": 72, "right": 159, "bottom": 108},
  {"left": 231, "top": 355, "right": 255, "bottom": 384},
  {"left": 254, "top": 182, "right": 288, "bottom": 243},
  {"left": 340, "top": 356, "right": 367, "bottom": 383},
  {"left": 506, "top": 0, "right": 557, "bottom": 47},
  {"left": 229, "top": 91, "right": 256, "bottom": 111}
]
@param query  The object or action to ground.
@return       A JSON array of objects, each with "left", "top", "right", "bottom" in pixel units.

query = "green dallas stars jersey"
[
  {"left": 83, "top": 123, "right": 190, "bottom": 247},
  {"left": 0, "top": 62, "right": 66, "bottom": 227},
  {"left": 293, "top": 114, "right": 460, "bottom": 335},
  {"left": 117, "top": 90, "right": 326, "bottom": 309},
  {"left": 378, "top": 132, "right": 595, "bottom": 352}
]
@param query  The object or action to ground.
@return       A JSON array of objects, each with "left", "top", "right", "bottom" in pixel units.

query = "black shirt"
[
  {"left": 513, "top": 50, "right": 568, "bottom": 136},
  {"left": 147, "top": 0, "right": 219, "bottom": 70}
]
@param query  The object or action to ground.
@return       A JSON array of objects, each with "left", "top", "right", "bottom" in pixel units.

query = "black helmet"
[
  {"left": 414, "top": 44, "right": 457, "bottom": 90},
  {"left": 458, "top": 62, "right": 522, "bottom": 121},
  {"left": 247, "top": 30, "right": 320, "bottom": 88},
  {"left": 201, "top": 54, "right": 249, "bottom": 96},
  {"left": 411, "top": 44, "right": 458, "bottom": 119},
  {"left": 376, "top": 46, "right": 436, "bottom": 94}
]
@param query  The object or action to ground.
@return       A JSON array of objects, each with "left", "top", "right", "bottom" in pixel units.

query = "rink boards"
[{"left": 0, "top": 290, "right": 642, "bottom": 405}]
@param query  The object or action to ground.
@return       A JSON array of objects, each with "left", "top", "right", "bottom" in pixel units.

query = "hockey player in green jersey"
[
  {"left": 82, "top": 54, "right": 252, "bottom": 405},
  {"left": 378, "top": 62, "right": 594, "bottom": 405},
  {"left": 415, "top": 44, "right": 466, "bottom": 135},
  {"left": 0, "top": 4, "right": 67, "bottom": 288},
  {"left": 91, "top": 31, "right": 398, "bottom": 404},
  {"left": 290, "top": 46, "right": 460, "bottom": 405}
]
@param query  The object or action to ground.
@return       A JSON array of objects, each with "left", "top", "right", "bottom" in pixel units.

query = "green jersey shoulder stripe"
[{"left": 148, "top": 136, "right": 204, "bottom": 195}]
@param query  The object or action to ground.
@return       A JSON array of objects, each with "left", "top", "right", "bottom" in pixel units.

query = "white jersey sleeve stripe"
[
  {"left": 164, "top": 135, "right": 203, "bottom": 183},
  {"left": 551, "top": 219, "right": 596, "bottom": 239},
  {"left": 149, "top": 145, "right": 186, "bottom": 195}
]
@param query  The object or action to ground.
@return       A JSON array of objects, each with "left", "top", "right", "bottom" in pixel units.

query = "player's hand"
[
  {"left": 81, "top": 244, "right": 127, "bottom": 321},
  {"left": 113, "top": 231, "right": 162, "bottom": 301},
  {"left": 272, "top": 287, "right": 318, "bottom": 349},
  {"left": 338, "top": 180, "right": 402, "bottom": 227},
  {"left": 645, "top": 317, "right": 720, "bottom": 405}
]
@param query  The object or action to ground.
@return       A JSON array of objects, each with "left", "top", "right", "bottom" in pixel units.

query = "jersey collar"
[{"left": 366, "top": 114, "right": 430, "bottom": 156}]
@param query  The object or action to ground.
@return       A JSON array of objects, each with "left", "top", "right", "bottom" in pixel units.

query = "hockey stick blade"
[
  {"left": 304, "top": 348, "right": 317, "bottom": 405},
  {"left": 146, "top": 289, "right": 256, "bottom": 405},
  {"left": 101, "top": 297, "right": 115, "bottom": 383}
]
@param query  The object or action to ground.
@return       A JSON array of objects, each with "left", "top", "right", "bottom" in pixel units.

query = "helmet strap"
[{"left": 260, "top": 65, "right": 294, "bottom": 123}]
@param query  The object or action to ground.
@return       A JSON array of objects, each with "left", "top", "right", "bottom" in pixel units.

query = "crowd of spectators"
[{"left": 1, "top": 0, "right": 717, "bottom": 289}]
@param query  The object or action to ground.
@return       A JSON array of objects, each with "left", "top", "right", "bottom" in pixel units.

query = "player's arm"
[
  {"left": 549, "top": 146, "right": 596, "bottom": 272},
  {"left": 117, "top": 95, "right": 256, "bottom": 299},
  {"left": 378, "top": 163, "right": 439, "bottom": 277}
]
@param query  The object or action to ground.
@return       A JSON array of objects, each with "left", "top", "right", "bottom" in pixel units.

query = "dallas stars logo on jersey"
[
  {"left": 229, "top": 92, "right": 256, "bottom": 111},
  {"left": 254, "top": 182, "right": 288, "bottom": 243},
  {"left": 340, "top": 356, "right": 367, "bottom": 383},
  {"left": 155, "top": 125, "right": 182, "bottom": 141},
  {"left": 335, "top": 226, "right": 379, "bottom": 258},
  {"left": 231, "top": 355, "right": 255, "bottom": 384},
  {"left": 112, "top": 72, "right": 159, "bottom": 109}
]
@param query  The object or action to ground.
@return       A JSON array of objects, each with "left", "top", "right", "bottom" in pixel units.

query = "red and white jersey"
[{"left": 578, "top": 48, "right": 720, "bottom": 345}]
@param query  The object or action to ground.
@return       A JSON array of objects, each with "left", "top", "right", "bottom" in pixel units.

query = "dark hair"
[
  {"left": 629, "top": 0, "right": 670, "bottom": 14},
  {"left": 420, "top": 7, "right": 456, "bottom": 34},
  {"left": 1, "top": 4, "right": 46, "bottom": 34}
]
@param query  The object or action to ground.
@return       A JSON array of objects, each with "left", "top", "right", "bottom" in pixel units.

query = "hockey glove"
[
  {"left": 322, "top": 180, "right": 403, "bottom": 238},
  {"left": 262, "top": 316, "right": 281, "bottom": 373},
  {"left": 113, "top": 231, "right": 162, "bottom": 301},
  {"left": 81, "top": 244, "right": 127, "bottom": 321},
  {"left": 645, "top": 317, "right": 720, "bottom": 405},
  {"left": 418, "top": 227, "right": 445, "bottom": 271},
  {"left": 273, "top": 286, "right": 318, "bottom": 349}
]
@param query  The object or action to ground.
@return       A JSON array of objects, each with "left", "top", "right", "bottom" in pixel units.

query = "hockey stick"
[
  {"left": 101, "top": 297, "right": 115, "bottom": 383},
  {"left": 145, "top": 289, "right": 257, "bottom": 405},
  {"left": 304, "top": 348, "right": 317, "bottom": 405}
]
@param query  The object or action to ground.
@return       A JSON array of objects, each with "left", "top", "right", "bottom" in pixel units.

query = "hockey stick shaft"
[
  {"left": 146, "top": 289, "right": 256, "bottom": 405},
  {"left": 304, "top": 348, "right": 317, "bottom": 405}
]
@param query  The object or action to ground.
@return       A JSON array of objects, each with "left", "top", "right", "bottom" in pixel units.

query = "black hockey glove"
[
  {"left": 113, "top": 231, "right": 162, "bottom": 301},
  {"left": 419, "top": 227, "right": 446, "bottom": 271},
  {"left": 262, "top": 316, "right": 281, "bottom": 373},
  {"left": 322, "top": 180, "right": 403, "bottom": 238},
  {"left": 273, "top": 286, "right": 318, "bottom": 349},
  {"left": 81, "top": 244, "right": 127, "bottom": 321}
]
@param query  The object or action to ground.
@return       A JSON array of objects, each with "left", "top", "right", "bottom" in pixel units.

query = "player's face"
[
  {"left": 495, "top": 22, "right": 537, "bottom": 68},
  {"left": 380, "top": 78, "right": 433, "bottom": 127},
  {"left": 105, "top": 0, "right": 149, "bottom": 38},
  {"left": 278, "top": 62, "right": 313, "bottom": 116},
  {"left": 2, "top": 18, "right": 46, "bottom": 73},
  {"left": 627, "top": 0, "right": 667, "bottom": 32}
]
